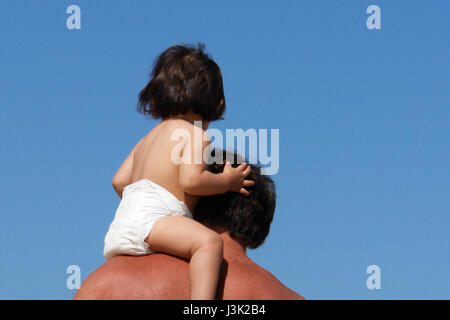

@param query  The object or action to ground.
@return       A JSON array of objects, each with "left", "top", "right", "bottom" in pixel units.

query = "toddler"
[{"left": 103, "top": 44, "right": 253, "bottom": 300}]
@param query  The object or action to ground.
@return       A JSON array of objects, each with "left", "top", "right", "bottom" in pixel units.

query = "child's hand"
[{"left": 223, "top": 161, "right": 255, "bottom": 196}]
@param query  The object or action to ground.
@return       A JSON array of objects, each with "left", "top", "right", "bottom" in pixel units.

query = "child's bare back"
[{"left": 130, "top": 118, "right": 204, "bottom": 212}]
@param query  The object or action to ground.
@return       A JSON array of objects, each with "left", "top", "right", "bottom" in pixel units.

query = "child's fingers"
[
  {"left": 224, "top": 161, "right": 232, "bottom": 170},
  {"left": 240, "top": 187, "right": 250, "bottom": 196},
  {"left": 242, "top": 179, "right": 255, "bottom": 187},
  {"left": 236, "top": 162, "right": 248, "bottom": 171},
  {"left": 242, "top": 165, "right": 251, "bottom": 177}
]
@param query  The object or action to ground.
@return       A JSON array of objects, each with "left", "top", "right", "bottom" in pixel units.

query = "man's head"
[{"left": 194, "top": 150, "right": 276, "bottom": 249}]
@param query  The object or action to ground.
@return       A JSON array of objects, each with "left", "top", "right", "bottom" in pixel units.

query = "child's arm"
[
  {"left": 179, "top": 130, "right": 254, "bottom": 196},
  {"left": 112, "top": 140, "right": 142, "bottom": 198}
]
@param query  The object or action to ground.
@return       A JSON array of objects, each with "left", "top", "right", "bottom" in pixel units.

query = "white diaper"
[{"left": 103, "top": 179, "right": 193, "bottom": 260}]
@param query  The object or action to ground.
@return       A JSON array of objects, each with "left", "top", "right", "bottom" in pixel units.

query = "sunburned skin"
[{"left": 74, "top": 227, "right": 305, "bottom": 300}]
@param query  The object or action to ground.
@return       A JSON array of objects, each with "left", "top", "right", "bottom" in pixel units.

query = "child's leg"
[{"left": 145, "top": 216, "right": 223, "bottom": 300}]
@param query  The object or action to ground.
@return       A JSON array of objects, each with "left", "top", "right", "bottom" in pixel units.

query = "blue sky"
[{"left": 0, "top": 0, "right": 448, "bottom": 299}]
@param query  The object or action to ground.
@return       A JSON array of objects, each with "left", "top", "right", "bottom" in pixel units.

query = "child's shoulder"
[
  {"left": 160, "top": 119, "right": 208, "bottom": 135},
  {"left": 144, "top": 120, "right": 209, "bottom": 147}
]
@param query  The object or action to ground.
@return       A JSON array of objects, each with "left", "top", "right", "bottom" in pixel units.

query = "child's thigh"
[{"left": 145, "top": 216, "right": 219, "bottom": 259}]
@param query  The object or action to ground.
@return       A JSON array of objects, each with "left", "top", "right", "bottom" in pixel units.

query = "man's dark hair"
[
  {"left": 137, "top": 43, "right": 226, "bottom": 121},
  {"left": 194, "top": 150, "right": 276, "bottom": 249}
]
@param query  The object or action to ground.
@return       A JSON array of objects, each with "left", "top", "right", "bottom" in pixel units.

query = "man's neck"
[{"left": 212, "top": 226, "right": 248, "bottom": 261}]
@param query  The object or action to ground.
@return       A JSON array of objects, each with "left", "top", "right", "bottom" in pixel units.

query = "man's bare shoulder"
[
  {"left": 74, "top": 254, "right": 189, "bottom": 300},
  {"left": 222, "top": 258, "right": 305, "bottom": 300},
  {"left": 74, "top": 254, "right": 304, "bottom": 300}
]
